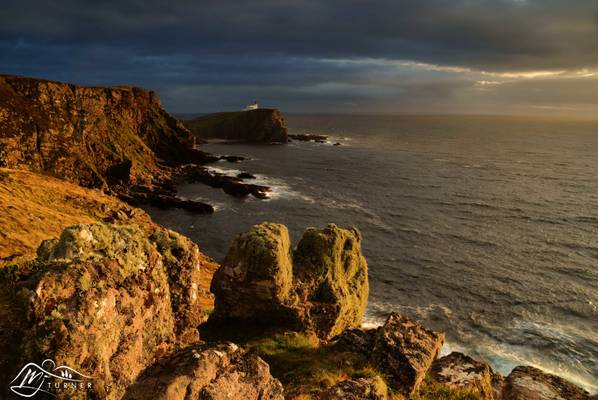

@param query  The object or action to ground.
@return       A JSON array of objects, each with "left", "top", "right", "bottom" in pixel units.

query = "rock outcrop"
[
  {"left": 210, "top": 222, "right": 369, "bottom": 340},
  {"left": 124, "top": 342, "right": 284, "bottom": 400},
  {"left": 0, "top": 75, "right": 202, "bottom": 188},
  {"left": 0, "top": 75, "right": 216, "bottom": 212},
  {"left": 501, "top": 366, "right": 593, "bottom": 400},
  {"left": 431, "top": 352, "right": 498, "bottom": 400},
  {"left": 333, "top": 312, "right": 445, "bottom": 396},
  {"left": 0, "top": 222, "right": 215, "bottom": 399},
  {"left": 184, "top": 109, "right": 288, "bottom": 143}
]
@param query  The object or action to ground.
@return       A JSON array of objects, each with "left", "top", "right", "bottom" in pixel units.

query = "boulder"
[
  {"left": 431, "top": 352, "right": 497, "bottom": 399},
  {"left": 209, "top": 223, "right": 369, "bottom": 340},
  {"left": 210, "top": 223, "right": 295, "bottom": 323},
  {"left": 332, "top": 312, "right": 444, "bottom": 396},
  {"left": 1, "top": 223, "right": 211, "bottom": 399},
  {"left": 124, "top": 342, "right": 284, "bottom": 400},
  {"left": 371, "top": 313, "right": 445, "bottom": 396},
  {"left": 322, "top": 377, "right": 388, "bottom": 400},
  {"left": 502, "top": 366, "right": 592, "bottom": 400}
]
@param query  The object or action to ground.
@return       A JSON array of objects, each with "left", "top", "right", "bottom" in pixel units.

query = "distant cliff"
[
  {"left": 0, "top": 75, "right": 202, "bottom": 189},
  {"left": 183, "top": 109, "right": 288, "bottom": 143}
]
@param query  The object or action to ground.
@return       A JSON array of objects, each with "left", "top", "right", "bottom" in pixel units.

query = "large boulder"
[
  {"left": 210, "top": 223, "right": 294, "bottom": 323},
  {"left": 501, "top": 366, "right": 592, "bottom": 400},
  {"left": 209, "top": 223, "right": 369, "bottom": 340},
  {"left": 124, "top": 342, "right": 284, "bottom": 400},
  {"left": 333, "top": 312, "right": 444, "bottom": 396},
  {"left": 0, "top": 223, "right": 212, "bottom": 399},
  {"left": 431, "top": 352, "right": 498, "bottom": 400},
  {"left": 293, "top": 224, "right": 369, "bottom": 339}
]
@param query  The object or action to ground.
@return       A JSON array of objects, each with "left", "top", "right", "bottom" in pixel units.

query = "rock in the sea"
[
  {"left": 431, "top": 352, "right": 497, "bottom": 400},
  {"left": 184, "top": 109, "right": 288, "bottom": 143},
  {"left": 322, "top": 377, "right": 388, "bottom": 400},
  {"left": 333, "top": 312, "right": 444, "bottom": 396},
  {"left": 501, "top": 365, "right": 592, "bottom": 400},
  {"left": 210, "top": 222, "right": 369, "bottom": 340},
  {"left": 1, "top": 223, "right": 212, "bottom": 399},
  {"left": 124, "top": 342, "right": 284, "bottom": 400}
]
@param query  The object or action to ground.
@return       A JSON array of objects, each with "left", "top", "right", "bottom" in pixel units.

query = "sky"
[{"left": 1, "top": 0, "right": 598, "bottom": 116}]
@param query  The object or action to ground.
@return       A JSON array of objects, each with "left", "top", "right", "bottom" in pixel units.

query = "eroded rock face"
[
  {"left": 1, "top": 223, "right": 211, "bottom": 399},
  {"left": 502, "top": 366, "right": 592, "bottom": 400},
  {"left": 184, "top": 109, "right": 288, "bottom": 143},
  {"left": 124, "top": 342, "right": 284, "bottom": 400},
  {"left": 322, "top": 377, "right": 388, "bottom": 400},
  {"left": 210, "top": 223, "right": 369, "bottom": 340},
  {"left": 0, "top": 75, "right": 198, "bottom": 189},
  {"left": 431, "top": 352, "right": 497, "bottom": 400},
  {"left": 333, "top": 312, "right": 444, "bottom": 396}
]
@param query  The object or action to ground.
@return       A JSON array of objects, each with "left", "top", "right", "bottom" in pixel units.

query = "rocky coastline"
[{"left": 0, "top": 76, "right": 595, "bottom": 399}]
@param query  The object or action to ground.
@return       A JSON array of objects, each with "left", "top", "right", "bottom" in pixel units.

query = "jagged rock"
[
  {"left": 332, "top": 312, "right": 444, "bottom": 396},
  {"left": 431, "top": 352, "right": 497, "bottom": 399},
  {"left": 124, "top": 342, "right": 284, "bottom": 400},
  {"left": 501, "top": 366, "right": 592, "bottom": 400},
  {"left": 322, "top": 377, "right": 388, "bottom": 400},
  {"left": 0, "top": 222, "right": 212, "bottom": 399},
  {"left": 371, "top": 313, "right": 444, "bottom": 395},
  {"left": 209, "top": 223, "right": 369, "bottom": 340},
  {"left": 179, "top": 165, "right": 271, "bottom": 199},
  {"left": 184, "top": 109, "right": 288, "bottom": 143}
]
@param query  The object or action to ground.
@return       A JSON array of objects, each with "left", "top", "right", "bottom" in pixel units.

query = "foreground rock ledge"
[
  {"left": 0, "top": 223, "right": 213, "bottom": 399},
  {"left": 124, "top": 342, "right": 284, "bottom": 400},
  {"left": 209, "top": 222, "right": 369, "bottom": 340}
]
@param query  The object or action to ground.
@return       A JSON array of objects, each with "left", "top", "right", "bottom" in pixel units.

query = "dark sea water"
[{"left": 145, "top": 114, "right": 598, "bottom": 392}]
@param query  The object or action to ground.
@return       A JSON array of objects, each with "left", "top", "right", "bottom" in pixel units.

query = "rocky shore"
[{"left": 0, "top": 75, "right": 594, "bottom": 399}]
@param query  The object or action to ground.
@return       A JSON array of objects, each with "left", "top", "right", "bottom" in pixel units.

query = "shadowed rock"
[
  {"left": 124, "top": 342, "right": 284, "bottom": 400},
  {"left": 501, "top": 366, "right": 592, "bottom": 400},
  {"left": 210, "top": 222, "right": 369, "bottom": 340},
  {"left": 184, "top": 109, "right": 288, "bottom": 143}
]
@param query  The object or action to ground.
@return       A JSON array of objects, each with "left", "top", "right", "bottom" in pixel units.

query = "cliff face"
[
  {"left": 184, "top": 109, "right": 288, "bottom": 143},
  {"left": 0, "top": 75, "right": 198, "bottom": 188}
]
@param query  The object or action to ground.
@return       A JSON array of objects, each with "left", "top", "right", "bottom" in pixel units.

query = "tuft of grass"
[{"left": 245, "top": 331, "right": 370, "bottom": 395}]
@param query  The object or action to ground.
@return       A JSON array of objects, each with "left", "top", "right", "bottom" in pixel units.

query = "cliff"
[
  {"left": 183, "top": 109, "right": 288, "bottom": 143},
  {"left": 0, "top": 75, "right": 205, "bottom": 190}
]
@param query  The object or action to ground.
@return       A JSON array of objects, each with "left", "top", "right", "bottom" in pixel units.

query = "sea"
[{"left": 145, "top": 114, "right": 598, "bottom": 393}]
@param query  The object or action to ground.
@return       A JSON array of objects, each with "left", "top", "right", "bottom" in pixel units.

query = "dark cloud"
[{"left": 1, "top": 0, "right": 597, "bottom": 114}]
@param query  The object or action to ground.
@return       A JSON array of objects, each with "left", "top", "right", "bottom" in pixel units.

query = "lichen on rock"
[
  {"left": 209, "top": 222, "right": 369, "bottom": 340},
  {"left": 0, "top": 222, "right": 212, "bottom": 399}
]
